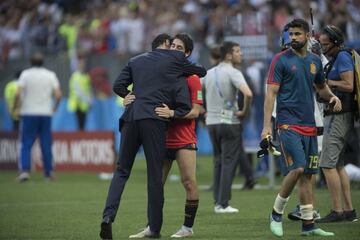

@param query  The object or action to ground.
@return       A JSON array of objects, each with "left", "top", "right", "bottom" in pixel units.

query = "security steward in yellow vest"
[
  {"left": 67, "top": 58, "right": 92, "bottom": 130},
  {"left": 4, "top": 70, "right": 22, "bottom": 131}
]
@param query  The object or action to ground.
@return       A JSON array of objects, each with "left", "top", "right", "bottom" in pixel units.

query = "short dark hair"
[
  {"left": 173, "top": 33, "right": 194, "bottom": 55},
  {"left": 151, "top": 33, "right": 171, "bottom": 50},
  {"left": 322, "top": 25, "right": 344, "bottom": 46},
  {"left": 288, "top": 18, "right": 310, "bottom": 33},
  {"left": 209, "top": 45, "right": 221, "bottom": 61},
  {"left": 31, "top": 52, "right": 44, "bottom": 67},
  {"left": 220, "top": 41, "right": 239, "bottom": 60}
]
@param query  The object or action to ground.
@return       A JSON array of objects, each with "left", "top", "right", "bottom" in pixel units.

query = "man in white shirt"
[
  {"left": 201, "top": 41, "right": 253, "bottom": 213},
  {"left": 14, "top": 52, "right": 62, "bottom": 182}
]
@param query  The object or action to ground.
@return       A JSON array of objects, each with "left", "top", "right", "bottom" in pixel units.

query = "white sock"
[
  {"left": 273, "top": 194, "right": 290, "bottom": 214},
  {"left": 300, "top": 204, "right": 313, "bottom": 220}
]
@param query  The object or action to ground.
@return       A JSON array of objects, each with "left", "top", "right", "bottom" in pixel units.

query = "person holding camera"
[{"left": 316, "top": 25, "right": 357, "bottom": 223}]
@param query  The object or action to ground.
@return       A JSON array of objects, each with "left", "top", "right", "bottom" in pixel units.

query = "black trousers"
[
  {"left": 76, "top": 110, "right": 86, "bottom": 130},
  {"left": 102, "top": 119, "right": 167, "bottom": 234},
  {"left": 208, "top": 124, "right": 241, "bottom": 207}
]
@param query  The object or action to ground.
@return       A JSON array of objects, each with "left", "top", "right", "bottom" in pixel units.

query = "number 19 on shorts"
[{"left": 308, "top": 155, "right": 319, "bottom": 169}]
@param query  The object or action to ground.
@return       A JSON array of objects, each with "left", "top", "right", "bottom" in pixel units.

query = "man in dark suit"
[{"left": 100, "top": 33, "right": 206, "bottom": 240}]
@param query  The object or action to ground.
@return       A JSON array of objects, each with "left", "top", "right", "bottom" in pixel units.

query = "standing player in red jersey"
[{"left": 126, "top": 33, "right": 203, "bottom": 238}]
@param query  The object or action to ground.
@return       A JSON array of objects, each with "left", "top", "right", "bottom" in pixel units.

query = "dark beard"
[{"left": 291, "top": 41, "right": 307, "bottom": 50}]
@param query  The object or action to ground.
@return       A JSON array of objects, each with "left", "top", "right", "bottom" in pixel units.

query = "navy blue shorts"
[
  {"left": 277, "top": 129, "right": 319, "bottom": 176},
  {"left": 166, "top": 144, "right": 197, "bottom": 161}
]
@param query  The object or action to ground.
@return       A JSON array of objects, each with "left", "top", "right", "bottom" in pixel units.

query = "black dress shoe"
[
  {"left": 100, "top": 218, "right": 112, "bottom": 240},
  {"left": 241, "top": 180, "right": 257, "bottom": 190}
]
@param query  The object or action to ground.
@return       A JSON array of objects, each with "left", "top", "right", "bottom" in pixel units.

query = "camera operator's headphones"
[{"left": 324, "top": 25, "right": 344, "bottom": 46}]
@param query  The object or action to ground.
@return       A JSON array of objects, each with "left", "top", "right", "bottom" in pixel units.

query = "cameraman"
[{"left": 317, "top": 25, "right": 357, "bottom": 223}]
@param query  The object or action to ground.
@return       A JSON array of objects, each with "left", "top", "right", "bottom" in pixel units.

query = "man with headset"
[{"left": 316, "top": 25, "right": 358, "bottom": 223}]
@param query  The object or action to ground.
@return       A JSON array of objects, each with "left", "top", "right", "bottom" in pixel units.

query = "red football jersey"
[{"left": 166, "top": 75, "right": 203, "bottom": 148}]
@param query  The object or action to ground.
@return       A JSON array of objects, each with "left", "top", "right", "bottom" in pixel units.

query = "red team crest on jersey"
[{"left": 310, "top": 63, "right": 316, "bottom": 74}]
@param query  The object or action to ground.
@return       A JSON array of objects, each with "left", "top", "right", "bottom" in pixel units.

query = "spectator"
[
  {"left": 14, "top": 52, "right": 62, "bottom": 182},
  {"left": 67, "top": 57, "right": 93, "bottom": 130}
]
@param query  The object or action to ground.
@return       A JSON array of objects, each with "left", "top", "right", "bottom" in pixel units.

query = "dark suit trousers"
[{"left": 102, "top": 119, "right": 166, "bottom": 234}]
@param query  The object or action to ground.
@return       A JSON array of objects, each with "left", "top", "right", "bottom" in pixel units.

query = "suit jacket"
[{"left": 113, "top": 49, "right": 207, "bottom": 123}]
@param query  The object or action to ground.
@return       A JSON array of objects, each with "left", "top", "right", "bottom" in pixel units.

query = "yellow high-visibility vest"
[
  {"left": 4, "top": 80, "right": 18, "bottom": 119},
  {"left": 58, "top": 23, "right": 78, "bottom": 50},
  {"left": 67, "top": 71, "right": 92, "bottom": 112}
]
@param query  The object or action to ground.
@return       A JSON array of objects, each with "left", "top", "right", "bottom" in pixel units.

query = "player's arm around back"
[
  {"left": 154, "top": 103, "right": 201, "bottom": 119},
  {"left": 155, "top": 75, "right": 203, "bottom": 119},
  {"left": 178, "top": 55, "right": 207, "bottom": 78}
]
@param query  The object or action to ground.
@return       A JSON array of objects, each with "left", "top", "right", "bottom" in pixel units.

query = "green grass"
[{"left": 0, "top": 156, "right": 359, "bottom": 239}]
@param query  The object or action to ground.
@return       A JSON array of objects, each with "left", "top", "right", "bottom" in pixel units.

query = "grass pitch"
[{"left": 0, "top": 156, "right": 359, "bottom": 239}]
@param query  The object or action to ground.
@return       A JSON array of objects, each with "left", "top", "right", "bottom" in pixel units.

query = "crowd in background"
[{"left": 1, "top": 0, "right": 360, "bottom": 69}]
